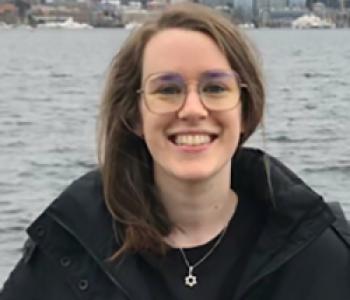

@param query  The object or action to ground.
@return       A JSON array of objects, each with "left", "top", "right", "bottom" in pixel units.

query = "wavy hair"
[{"left": 97, "top": 3, "right": 265, "bottom": 258}]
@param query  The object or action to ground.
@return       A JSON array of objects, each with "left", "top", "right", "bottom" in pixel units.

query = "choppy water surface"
[{"left": 0, "top": 28, "right": 349, "bottom": 285}]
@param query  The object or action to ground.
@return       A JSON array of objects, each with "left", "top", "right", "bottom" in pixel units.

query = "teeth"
[{"left": 174, "top": 135, "right": 211, "bottom": 146}]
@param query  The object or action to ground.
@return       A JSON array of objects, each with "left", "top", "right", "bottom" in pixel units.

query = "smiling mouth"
[{"left": 168, "top": 134, "right": 218, "bottom": 146}]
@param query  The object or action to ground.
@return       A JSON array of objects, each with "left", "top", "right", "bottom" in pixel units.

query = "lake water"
[{"left": 0, "top": 28, "right": 349, "bottom": 286}]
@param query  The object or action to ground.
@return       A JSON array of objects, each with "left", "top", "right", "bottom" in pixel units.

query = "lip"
[
  {"left": 172, "top": 142, "right": 214, "bottom": 153},
  {"left": 167, "top": 129, "right": 219, "bottom": 137}
]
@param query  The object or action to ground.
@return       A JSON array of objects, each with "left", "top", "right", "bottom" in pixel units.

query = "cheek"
[
  {"left": 139, "top": 105, "right": 168, "bottom": 149},
  {"left": 225, "top": 106, "right": 243, "bottom": 133},
  {"left": 137, "top": 100, "right": 148, "bottom": 137},
  {"left": 139, "top": 103, "right": 152, "bottom": 137},
  {"left": 238, "top": 103, "right": 246, "bottom": 134},
  {"left": 236, "top": 106, "right": 244, "bottom": 134}
]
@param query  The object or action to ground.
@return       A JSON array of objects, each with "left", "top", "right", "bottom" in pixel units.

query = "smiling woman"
[
  {"left": 139, "top": 29, "right": 244, "bottom": 189},
  {"left": 1, "top": 3, "right": 350, "bottom": 300}
]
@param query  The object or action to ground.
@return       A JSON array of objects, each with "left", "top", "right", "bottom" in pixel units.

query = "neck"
[{"left": 155, "top": 165, "right": 238, "bottom": 248}]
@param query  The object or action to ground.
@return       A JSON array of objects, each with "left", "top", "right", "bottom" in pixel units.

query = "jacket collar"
[
  {"left": 27, "top": 147, "right": 336, "bottom": 299},
  {"left": 231, "top": 148, "right": 335, "bottom": 299}
]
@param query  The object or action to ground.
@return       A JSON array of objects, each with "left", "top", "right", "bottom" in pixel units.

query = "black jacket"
[{"left": 1, "top": 148, "right": 350, "bottom": 300}]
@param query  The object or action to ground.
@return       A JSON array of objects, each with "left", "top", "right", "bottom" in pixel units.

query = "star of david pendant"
[{"left": 185, "top": 266, "right": 197, "bottom": 287}]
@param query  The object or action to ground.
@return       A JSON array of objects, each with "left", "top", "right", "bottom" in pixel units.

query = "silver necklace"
[{"left": 179, "top": 225, "right": 228, "bottom": 288}]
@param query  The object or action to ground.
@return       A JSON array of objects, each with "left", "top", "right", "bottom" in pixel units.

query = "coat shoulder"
[
  {"left": 57, "top": 169, "right": 103, "bottom": 205},
  {"left": 0, "top": 238, "right": 75, "bottom": 300},
  {"left": 1, "top": 170, "right": 126, "bottom": 300}
]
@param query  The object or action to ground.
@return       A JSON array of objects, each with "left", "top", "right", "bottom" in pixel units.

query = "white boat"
[
  {"left": 292, "top": 14, "right": 335, "bottom": 29},
  {"left": 238, "top": 23, "right": 255, "bottom": 30},
  {"left": 124, "top": 22, "right": 142, "bottom": 30},
  {"left": 0, "top": 22, "right": 12, "bottom": 29},
  {"left": 0, "top": 23, "right": 34, "bottom": 30},
  {"left": 38, "top": 17, "right": 93, "bottom": 29}
]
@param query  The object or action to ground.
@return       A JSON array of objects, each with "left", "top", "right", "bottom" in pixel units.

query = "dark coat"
[{"left": 1, "top": 148, "right": 350, "bottom": 300}]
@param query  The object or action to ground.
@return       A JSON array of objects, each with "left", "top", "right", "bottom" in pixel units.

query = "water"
[{"left": 0, "top": 28, "right": 349, "bottom": 285}]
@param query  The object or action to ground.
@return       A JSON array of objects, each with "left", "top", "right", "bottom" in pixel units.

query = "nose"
[{"left": 177, "top": 87, "right": 208, "bottom": 120}]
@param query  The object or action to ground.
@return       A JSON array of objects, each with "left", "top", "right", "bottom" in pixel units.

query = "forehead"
[{"left": 142, "top": 28, "right": 230, "bottom": 80}]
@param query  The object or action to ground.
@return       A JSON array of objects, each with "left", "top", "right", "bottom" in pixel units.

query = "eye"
[
  {"left": 202, "top": 83, "right": 227, "bottom": 94},
  {"left": 155, "top": 84, "right": 182, "bottom": 95}
]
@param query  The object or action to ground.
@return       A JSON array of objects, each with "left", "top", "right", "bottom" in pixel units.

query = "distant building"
[
  {"left": 312, "top": 0, "right": 340, "bottom": 8},
  {"left": 0, "top": 2, "right": 17, "bottom": 12},
  {"left": 268, "top": 7, "right": 308, "bottom": 26},
  {"left": 306, "top": 0, "right": 350, "bottom": 8},
  {"left": 253, "top": 0, "right": 289, "bottom": 11},
  {"left": 199, "top": 0, "right": 233, "bottom": 7},
  {"left": 0, "top": 3, "right": 18, "bottom": 23}
]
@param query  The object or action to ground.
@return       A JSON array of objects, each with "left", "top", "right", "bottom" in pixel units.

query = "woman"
[{"left": 1, "top": 3, "right": 349, "bottom": 300}]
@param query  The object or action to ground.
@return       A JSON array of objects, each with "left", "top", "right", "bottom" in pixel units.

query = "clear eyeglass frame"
[{"left": 137, "top": 70, "right": 248, "bottom": 115}]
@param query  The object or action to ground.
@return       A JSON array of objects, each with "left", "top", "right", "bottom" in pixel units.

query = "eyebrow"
[
  {"left": 149, "top": 70, "right": 231, "bottom": 82},
  {"left": 202, "top": 70, "right": 230, "bottom": 79},
  {"left": 152, "top": 73, "right": 182, "bottom": 81}
]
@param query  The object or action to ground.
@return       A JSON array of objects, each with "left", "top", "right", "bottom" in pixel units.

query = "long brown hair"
[{"left": 97, "top": 3, "right": 265, "bottom": 259}]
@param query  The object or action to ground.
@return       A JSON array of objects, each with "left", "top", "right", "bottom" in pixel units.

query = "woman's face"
[{"left": 139, "top": 28, "right": 243, "bottom": 184}]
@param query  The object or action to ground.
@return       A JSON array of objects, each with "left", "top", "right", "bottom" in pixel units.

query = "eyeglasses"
[{"left": 137, "top": 70, "right": 247, "bottom": 114}]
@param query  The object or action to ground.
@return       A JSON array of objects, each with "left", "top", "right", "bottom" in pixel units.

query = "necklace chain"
[
  {"left": 177, "top": 191, "right": 238, "bottom": 288},
  {"left": 179, "top": 224, "right": 228, "bottom": 288},
  {"left": 179, "top": 224, "right": 228, "bottom": 269}
]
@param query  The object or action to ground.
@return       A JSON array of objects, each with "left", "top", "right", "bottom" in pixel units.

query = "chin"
[
  {"left": 169, "top": 166, "right": 221, "bottom": 182},
  {"left": 154, "top": 158, "right": 232, "bottom": 185}
]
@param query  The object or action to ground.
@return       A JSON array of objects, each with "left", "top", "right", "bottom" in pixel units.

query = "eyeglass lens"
[{"left": 144, "top": 71, "right": 241, "bottom": 114}]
